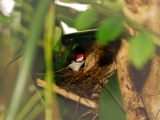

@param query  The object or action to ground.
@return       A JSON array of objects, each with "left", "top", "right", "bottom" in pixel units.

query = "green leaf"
[
  {"left": 53, "top": 26, "right": 62, "bottom": 50},
  {"left": 96, "top": 17, "right": 124, "bottom": 44},
  {"left": 0, "top": 15, "right": 13, "bottom": 24},
  {"left": 54, "top": 40, "right": 62, "bottom": 52},
  {"left": 99, "top": 73, "right": 126, "bottom": 120},
  {"left": 75, "top": 9, "right": 97, "bottom": 30},
  {"left": 103, "top": 1, "right": 122, "bottom": 12},
  {"left": 130, "top": 33, "right": 155, "bottom": 69},
  {"left": 4, "top": 0, "right": 53, "bottom": 119}
]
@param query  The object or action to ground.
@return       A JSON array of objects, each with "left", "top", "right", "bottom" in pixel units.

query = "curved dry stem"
[{"left": 36, "top": 78, "right": 98, "bottom": 109}]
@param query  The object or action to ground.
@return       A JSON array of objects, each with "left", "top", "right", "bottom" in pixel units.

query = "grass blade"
[
  {"left": 43, "top": 3, "right": 61, "bottom": 120},
  {"left": 4, "top": 0, "right": 53, "bottom": 119}
]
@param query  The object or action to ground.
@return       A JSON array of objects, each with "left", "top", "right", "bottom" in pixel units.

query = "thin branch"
[
  {"left": 36, "top": 78, "right": 98, "bottom": 109},
  {"left": 118, "top": 0, "right": 160, "bottom": 46},
  {"left": 119, "top": 0, "right": 147, "bottom": 24}
]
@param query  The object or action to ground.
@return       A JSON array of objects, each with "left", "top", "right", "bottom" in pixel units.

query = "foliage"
[
  {"left": 99, "top": 73, "right": 126, "bottom": 120},
  {"left": 75, "top": 9, "right": 97, "bottom": 30},
  {"left": 0, "top": 0, "right": 157, "bottom": 120},
  {"left": 96, "top": 17, "right": 124, "bottom": 44},
  {"left": 130, "top": 33, "right": 155, "bottom": 69}
]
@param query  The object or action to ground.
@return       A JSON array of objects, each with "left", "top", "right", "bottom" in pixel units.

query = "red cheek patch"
[{"left": 77, "top": 54, "right": 83, "bottom": 59}]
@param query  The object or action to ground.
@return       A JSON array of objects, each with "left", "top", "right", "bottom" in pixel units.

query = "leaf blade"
[
  {"left": 130, "top": 33, "right": 155, "bottom": 69},
  {"left": 75, "top": 9, "right": 97, "bottom": 31},
  {"left": 4, "top": 0, "right": 53, "bottom": 119},
  {"left": 96, "top": 17, "right": 124, "bottom": 44},
  {"left": 99, "top": 73, "right": 126, "bottom": 120}
]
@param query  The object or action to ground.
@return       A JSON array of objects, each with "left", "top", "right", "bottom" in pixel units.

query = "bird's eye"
[{"left": 77, "top": 54, "right": 83, "bottom": 59}]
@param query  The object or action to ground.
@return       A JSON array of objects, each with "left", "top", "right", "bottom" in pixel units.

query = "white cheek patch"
[{"left": 76, "top": 56, "right": 84, "bottom": 62}]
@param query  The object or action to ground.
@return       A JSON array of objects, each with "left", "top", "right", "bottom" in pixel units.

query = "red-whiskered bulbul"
[{"left": 63, "top": 46, "right": 85, "bottom": 71}]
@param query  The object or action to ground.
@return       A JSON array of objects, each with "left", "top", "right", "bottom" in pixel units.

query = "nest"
[
  {"left": 58, "top": 41, "right": 118, "bottom": 102},
  {"left": 34, "top": 41, "right": 121, "bottom": 120}
]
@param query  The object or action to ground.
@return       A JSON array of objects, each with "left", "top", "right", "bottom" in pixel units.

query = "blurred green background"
[{"left": 0, "top": 0, "right": 153, "bottom": 120}]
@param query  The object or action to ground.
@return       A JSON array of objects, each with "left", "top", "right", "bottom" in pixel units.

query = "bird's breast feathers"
[{"left": 68, "top": 61, "right": 84, "bottom": 71}]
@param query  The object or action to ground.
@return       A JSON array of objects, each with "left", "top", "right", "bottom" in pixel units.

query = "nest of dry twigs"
[{"left": 57, "top": 41, "right": 118, "bottom": 102}]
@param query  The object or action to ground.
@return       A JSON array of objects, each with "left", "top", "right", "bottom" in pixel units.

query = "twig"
[
  {"left": 36, "top": 78, "right": 97, "bottom": 109},
  {"left": 32, "top": 67, "right": 69, "bottom": 75},
  {"left": 118, "top": 0, "right": 147, "bottom": 24}
]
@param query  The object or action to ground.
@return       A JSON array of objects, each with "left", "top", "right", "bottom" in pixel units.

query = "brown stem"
[{"left": 36, "top": 78, "right": 98, "bottom": 109}]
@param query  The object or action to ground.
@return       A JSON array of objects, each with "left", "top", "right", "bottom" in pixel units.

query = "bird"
[{"left": 63, "top": 46, "right": 85, "bottom": 71}]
